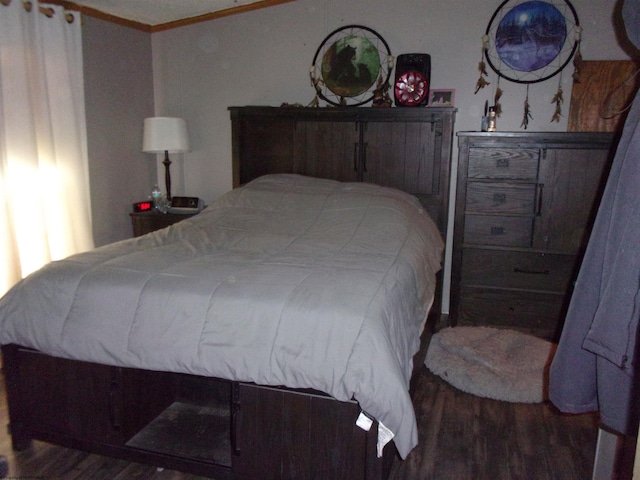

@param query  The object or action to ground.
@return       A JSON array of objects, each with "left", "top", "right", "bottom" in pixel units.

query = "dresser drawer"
[
  {"left": 461, "top": 249, "right": 575, "bottom": 292},
  {"left": 468, "top": 148, "right": 539, "bottom": 180},
  {"left": 465, "top": 182, "right": 536, "bottom": 215},
  {"left": 463, "top": 214, "right": 532, "bottom": 247},
  {"left": 130, "top": 212, "right": 196, "bottom": 237},
  {"left": 458, "top": 286, "right": 566, "bottom": 340}
]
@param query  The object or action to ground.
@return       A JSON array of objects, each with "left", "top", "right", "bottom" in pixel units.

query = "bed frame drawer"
[
  {"left": 2, "top": 346, "right": 176, "bottom": 448},
  {"left": 233, "top": 383, "right": 391, "bottom": 480}
]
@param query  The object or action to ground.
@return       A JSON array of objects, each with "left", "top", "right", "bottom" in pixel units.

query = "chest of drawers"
[{"left": 451, "top": 132, "right": 614, "bottom": 339}]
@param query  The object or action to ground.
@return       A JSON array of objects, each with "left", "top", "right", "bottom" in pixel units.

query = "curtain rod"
[{"left": 7, "top": 1, "right": 77, "bottom": 23}]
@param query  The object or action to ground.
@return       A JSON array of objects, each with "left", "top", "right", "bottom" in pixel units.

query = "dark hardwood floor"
[
  {"left": 390, "top": 368, "right": 600, "bottom": 480},
  {"left": 0, "top": 365, "right": 612, "bottom": 480}
]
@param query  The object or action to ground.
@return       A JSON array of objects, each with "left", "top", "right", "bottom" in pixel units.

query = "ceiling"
[{"left": 58, "top": 0, "right": 295, "bottom": 31}]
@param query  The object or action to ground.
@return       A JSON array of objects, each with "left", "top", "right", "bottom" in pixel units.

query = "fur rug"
[{"left": 425, "top": 326, "right": 557, "bottom": 403}]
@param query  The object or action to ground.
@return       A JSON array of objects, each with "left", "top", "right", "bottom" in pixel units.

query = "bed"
[{"left": 0, "top": 106, "right": 455, "bottom": 480}]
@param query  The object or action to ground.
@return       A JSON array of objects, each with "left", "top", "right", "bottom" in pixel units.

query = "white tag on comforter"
[
  {"left": 355, "top": 411, "right": 373, "bottom": 431},
  {"left": 377, "top": 421, "right": 395, "bottom": 458}
]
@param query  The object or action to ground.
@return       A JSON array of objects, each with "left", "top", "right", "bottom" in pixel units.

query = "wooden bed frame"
[{"left": 2, "top": 106, "right": 455, "bottom": 480}]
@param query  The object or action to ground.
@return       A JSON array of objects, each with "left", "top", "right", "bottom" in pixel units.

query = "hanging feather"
[
  {"left": 572, "top": 49, "right": 583, "bottom": 83},
  {"left": 475, "top": 75, "right": 491, "bottom": 94},
  {"left": 550, "top": 85, "right": 564, "bottom": 123},
  {"left": 475, "top": 60, "right": 491, "bottom": 93},
  {"left": 521, "top": 86, "right": 532, "bottom": 129},
  {"left": 572, "top": 27, "right": 583, "bottom": 83},
  {"left": 478, "top": 60, "right": 489, "bottom": 77},
  {"left": 494, "top": 86, "right": 503, "bottom": 117},
  {"left": 474, "top": 35, "right": 491, "bottom": 94},
  {"left": 521, "top": 98, "right": 532, "bottom": 129}
]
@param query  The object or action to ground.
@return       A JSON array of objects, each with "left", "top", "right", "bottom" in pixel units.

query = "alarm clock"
[
  {"left": 132, "top": 201, "right": 153, "bottom": 212},
  {"left": 168, "top": 196, "right": 204, "bottom": 214}
]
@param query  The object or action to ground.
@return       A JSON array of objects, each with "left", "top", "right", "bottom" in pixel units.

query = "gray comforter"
[{"left": 0, "top": 174, "right": 443, "bottom": 458}]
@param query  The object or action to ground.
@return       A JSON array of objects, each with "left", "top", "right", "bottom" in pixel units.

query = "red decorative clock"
[{"left": 394, "top": 71, "right": 429, "bottom": 106}]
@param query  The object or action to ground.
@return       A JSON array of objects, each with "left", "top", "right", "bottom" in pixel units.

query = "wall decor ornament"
[
  {"left": 309, "top": 25, "right": 393, "bottom": 107},
  {"left": 395, "top": 71, "right": 429, "bottom": 106},
  {"left": 475, "top": 0, "right": 581, "bottom": 128}
]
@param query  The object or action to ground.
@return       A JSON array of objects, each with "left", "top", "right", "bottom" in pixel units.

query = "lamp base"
[{"left": 163, "top": 151, "right": 172, "bottom": 201}]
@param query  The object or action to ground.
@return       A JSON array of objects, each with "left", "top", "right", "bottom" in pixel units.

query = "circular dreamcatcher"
[
  {"left": 310, "top": 25, "right": 393, "bottom": 107},
  {"left": 485, "top": 0, "right": 580, "bottom": 84},
  {"left": 475, "top": 0, "right": 581, "bottom": 128}
]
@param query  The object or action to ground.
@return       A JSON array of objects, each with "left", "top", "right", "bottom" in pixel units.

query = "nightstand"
[{"left": 129, "top": 210, "right": 197, "bottom": 237}]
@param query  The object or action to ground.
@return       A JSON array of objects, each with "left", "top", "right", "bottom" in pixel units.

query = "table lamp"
[{"left": 142, "top": 117, "right": 190, "bottom": 201}]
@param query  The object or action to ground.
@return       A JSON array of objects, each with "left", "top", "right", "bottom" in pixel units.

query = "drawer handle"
[
  {"left": 231, "top": 382, "right": 242, "bottom": 455},
  {"left": 496, "top": 158, "right": 509, "bottom": 168},
  {"left": 493, "top": 193, "right": 506, "bottom": 203},
  {"left": 536, "top": 183, "right": 544, "bottom": 216},
  {"left": 109, "top": 372, "right": 122, "bottom": 431},
  {"left": 514, "top": 267, "right": 550, "bottom": 275},
  {"left": 491, "top": 226, "right": 505, "bottom": 235},
  {"left": 362, "top": 142, "right": 368, "bottom": 173},
  {"left": 353, "top": 143, "right": 358, "bottom": 172}
]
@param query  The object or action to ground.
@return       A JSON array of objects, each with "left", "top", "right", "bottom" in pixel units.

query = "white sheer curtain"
[{"left": 0, "top": 1, "right": 94, "bottom": 296}]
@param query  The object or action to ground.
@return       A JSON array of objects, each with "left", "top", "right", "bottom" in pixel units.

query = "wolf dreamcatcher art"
[{"left": 475, "top": 0, "right": 581, "bottom": 128}]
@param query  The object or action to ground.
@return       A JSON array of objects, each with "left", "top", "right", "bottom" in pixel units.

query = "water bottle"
[{"left": 151, "top": 184, "right": 162, "bottom": 210}]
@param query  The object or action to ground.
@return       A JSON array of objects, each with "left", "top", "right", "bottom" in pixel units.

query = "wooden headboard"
[{"left": 229, "top": 106, "right": 456, "bottom": 236}]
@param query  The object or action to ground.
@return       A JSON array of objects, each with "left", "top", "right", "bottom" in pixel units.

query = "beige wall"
[{"left": 83, "top": 16, "right": 155, "bottom": 246}]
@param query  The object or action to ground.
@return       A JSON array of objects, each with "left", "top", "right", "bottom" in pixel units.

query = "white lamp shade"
[{"left": 142, "top": 117, "right": 190, "bottom": 153}]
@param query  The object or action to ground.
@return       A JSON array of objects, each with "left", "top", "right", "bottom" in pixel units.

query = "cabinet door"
[
  {"left": 293, "top": 120, "right": 360, "bottom": 182},
  {"left": 237, "top": 116, "right": 296, "bottom": 184},
  {"left": 533, "top": 148, "right": 609, "bottom": 253},
  {"left": 233, "top": 383, "right": 372, "bottom": 480},
  {"left": 363, "top": 121, "right": 439, "bottom": 196},
  {"left": 13, "top": 348, "right": 125, "bottom": 444}
]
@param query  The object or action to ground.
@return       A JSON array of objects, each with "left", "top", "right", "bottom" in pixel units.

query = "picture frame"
[{"left": 429, "top": 89, "right": 455, "bottom": 106}]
